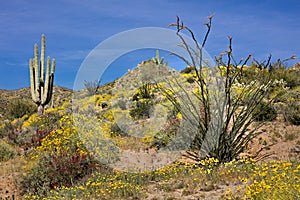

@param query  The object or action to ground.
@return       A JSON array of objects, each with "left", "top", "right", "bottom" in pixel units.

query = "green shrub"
[
  {"left": 4, "top": 119, "right": 24, "bottom": 144},
  {"left": 129, "top": 83, "right": 156, "bottom": 120},
  {"left": 0, "top": 141, "right": 16, "bottom": 162},
  {"left": 283, "top": 101, "right": 300, "bottom": 125},
  {"left": 238, "top": 61, "right": 300, "bottom": 89},
  {"left": 132, "top": 83, "right": 153, "bottom": 101},
  {"left": 151, "top": 118, "right": 180, "bottom": 149},
  {"left": 84, "top": 79, "right": 101, "bottom": 96},
  {"left": 253, "top": 101, "right": 277, "bottom": 122},
  {"left": 5, "top": 99, "right": 36, "bottom": 120},
  {"left": 274, "top": 86, "right": 300, "bottom": 103},
  {"left": 1, "top": 118, "right": 44, "bottom": 148},
  {"left": 270, "top": 67, "right": 300, "bottom": 88},
  {"left": 186, "top": 76, "right": 195, "bottom": 83},
  {"left": 180, "top": 66, "right": 195, "bottom": 74},
  {"left": 2, "top": 111, "right": 61, "bottom": 147},
  {"left": 110, "top": 122, "right": 127, "bottom": 136},
  {"left": 283, "top": 71, "right": 300, "bottom": 88},
  {"left": 24, "top": 111, "right": 61, "bottom": 132},
  {"left": 129, "top": 100, "right": 153, "bottom": 120},
  {"left": 237, "top": 65, "right": 269, "bottom": 85},
  {"left": 0, "top": 121, "right": 8, "bottom": 139}
]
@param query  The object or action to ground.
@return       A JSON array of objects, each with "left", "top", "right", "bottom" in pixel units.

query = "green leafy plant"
[
  {"left": 0, "top": 141, "right": 16, "bottom": 162},
  {"left": 132, "top": 83, "right": 153, "bottom": 100},
  {"left": 269, "top": 62, "right": 300, "bottom": 88},
  {"left": 5, "top": 99, "right": 36, "bottom": 120},
  {"left": 130, "top": 100, "right": 153, "bottom": 120},
  {"left": 110, "top": 122, "right": 127, "bottom": 136},
  {"left": 130, "top": 83, "right": 155, "bottom": 120},
  {"left": 283, "top": 100, "right": 300, "bottom": 125},
  {"left": 253, "top": 101, "right": 277, "bottom": 122},
  {"left": 4, "top": 119, "right": 24, "bottom": 144},
  {"left": 151, "top": 118, "right": 180, "bottom": 150}
]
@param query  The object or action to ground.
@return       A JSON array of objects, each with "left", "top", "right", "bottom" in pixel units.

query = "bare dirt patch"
[{"left": 0, "top": 158, "right": 24, "bottom": 199}]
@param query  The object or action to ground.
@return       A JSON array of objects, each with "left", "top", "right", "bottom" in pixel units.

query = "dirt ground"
[{"left": 0, "top": 158, "right": 24, "bottom": 199}]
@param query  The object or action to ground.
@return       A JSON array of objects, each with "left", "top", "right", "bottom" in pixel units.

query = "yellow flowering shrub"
[
  {"left": 34, "top": 115, "right": 87, "bottom": 155},
  {"left": 22, "top": 113, "right": 39, "bottom": 129}
]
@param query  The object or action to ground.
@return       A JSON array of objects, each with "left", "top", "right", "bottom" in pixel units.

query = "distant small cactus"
[{"left": 152, "top": 50, "right": 168, "bottom": 66}]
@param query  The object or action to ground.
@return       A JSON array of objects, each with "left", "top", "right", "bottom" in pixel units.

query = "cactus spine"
[{"left": 29, "top": 34, "right": 55, "bottom": 115}]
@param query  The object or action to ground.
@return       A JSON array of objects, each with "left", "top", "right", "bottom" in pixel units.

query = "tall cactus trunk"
[
  {"left": 38, "top": 105, "right": 44, "bottom": 116},
  {"left": 29, "top": 34, "right": 55, "bottom": 116}
]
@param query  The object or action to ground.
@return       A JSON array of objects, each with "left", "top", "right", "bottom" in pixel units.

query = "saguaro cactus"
[
  {"left": 29, "top": 34, "right": 55, "bottom": 116},
  {"left": 152, "top": 50, "right": 164, "bottom": 65}
]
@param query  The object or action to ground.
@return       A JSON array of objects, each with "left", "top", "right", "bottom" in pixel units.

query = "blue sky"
[{"left": 0, "top": 0, "right": 299, "bottom": 90}]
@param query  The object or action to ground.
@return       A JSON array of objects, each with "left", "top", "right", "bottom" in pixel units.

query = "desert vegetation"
[{"left": 0, "top": 16, "right": 299, "bottom": 199}]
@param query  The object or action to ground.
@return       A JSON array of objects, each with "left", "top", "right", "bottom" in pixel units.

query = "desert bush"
[
  {"left": 21, "top": 114, "right": 101, "bottom": 196},
  {"left": 2, "top": 122, "right": 52, "bottom": 150},
  {"left": 269, "top": 86, "right": 288, "bottom": 102},
  {"left": 21, "top": 129, "right": 53, "bottom": 152},
  {"left": 110, "top": 122, "right": 127, "bottom": 136},
  {"left": 129, "top": 100, "right": 153, "bottom": 120},
  {"left": 0, "top": 121, "right": 9, "bottom": 139},
  {"left": 237, "top": 64, "right": 269, "bottom": 85},
  {"left": 21, "top": 150, "right": 99, "bottom": 196},
  {"left": 270, "top": 66, "right": 300, "bottom": 88},
  {"left": 273, "top": 86, "right": 300, "bottom": 103},
  {"left": 0, "top": 141, "right": 16, "bottom": 162},
  {"left": 283, "top": 100, "right": 300, "bottom": 125},
  {"left": 151, "top": 118, "right": 180, "bottom": 149},
  {"left": 4, "top": 110, "right": 62, "bottom": 148},
  {"left": 130, "top": 83, "right": 155, "bottom": 120},
  {"left": 186, "top": 76, "right": 195, "bottom": 83},
  {"left": 253, "top": 101, "right": 277, "bottom": 122},
  {"left": 23, "top": 109, "right": 61, "bottom": 131},
  {"left": 245, "top": 57, "right": 299, "bottom": 87},
  {"left": 3, "top": 118, "right": 24, "bottom": 144},
  {"left": 84, "top": 79, "right": 101, "bottom": 96},
  {"left": 132, "top": 83, "right": 153, "bottom": 101},
  {"left": 5, "top": 99, "right": 36, "bottom": 120},
  {"left": 180, "top": 66, "right": 195, "bottom": 74}
]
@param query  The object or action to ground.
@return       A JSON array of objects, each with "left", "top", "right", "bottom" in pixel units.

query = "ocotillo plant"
[
  {"left": 161, "top": 16, "right": 284, "bottom": 163},
  {"left": 29, "top": 34, "right": 55, "bottom": 116}
]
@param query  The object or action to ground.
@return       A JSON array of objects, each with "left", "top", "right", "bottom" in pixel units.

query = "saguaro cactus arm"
[
  {"left": 42, "top": 57, "right": 55, "bottom": 105},
  {"left": 29, "top": 59, "right": 38, "bottom": 103},
  {"left": 40, "top": 35, "right": 45, "bottom": 100},
  {"left": 34, "top": 44, "right": 40, "bottom": 103}
]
